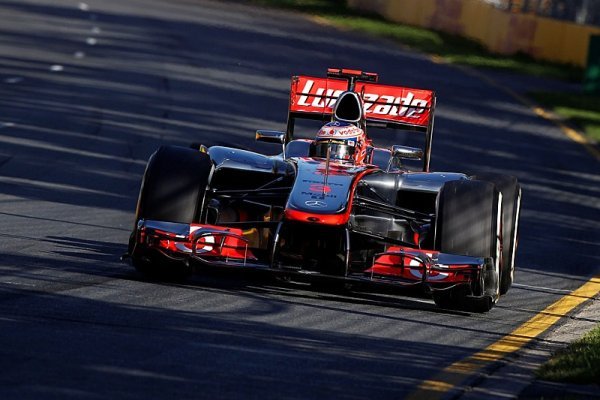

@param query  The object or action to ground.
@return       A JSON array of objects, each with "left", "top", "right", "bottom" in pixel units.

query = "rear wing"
[{"left": 285, "top": 69, "right": 437, "bottom": 171}]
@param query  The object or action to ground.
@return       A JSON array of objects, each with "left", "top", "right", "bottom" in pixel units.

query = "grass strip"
[
  {"left": 250, "top": 0, "right": 582, "bottom": 81},
  {"left": 529, "top": 91, "right": 600, "bottom": 143},
  {"left": 537, "top": 323, "right": 600, "bottom": 385}
]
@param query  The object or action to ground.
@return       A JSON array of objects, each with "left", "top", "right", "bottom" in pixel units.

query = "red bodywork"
[
  {"left": 290, "top": 75, "right": 434, "bottom": 128},
  {"left": 135, "top": 221, "right": 482, "bottom": 287},
  {"left": 139, "top": 223, "right": 256, "bottom": 263},
  {"left": 283, "top": 165, "right": 373, "bottom": 226},
  {"left": 366, "top": 246, "right": 476, "bottom": 284}
]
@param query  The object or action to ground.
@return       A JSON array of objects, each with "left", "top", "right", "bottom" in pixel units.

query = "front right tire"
[
  {"left": 471, "top": 173, "right": 521, "bottom": 294},
  {"left": 433, "top": 180, "right": 502, "bottom": 312}
]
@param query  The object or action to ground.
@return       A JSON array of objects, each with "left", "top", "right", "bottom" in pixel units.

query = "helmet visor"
[{"left": 313, "top": 140, "right": 356, "bottom": 161}]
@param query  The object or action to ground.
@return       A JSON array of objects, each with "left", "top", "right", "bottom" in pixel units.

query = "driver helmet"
[{"left": 310, "top": 121, "right": 367, "bottom": 164}]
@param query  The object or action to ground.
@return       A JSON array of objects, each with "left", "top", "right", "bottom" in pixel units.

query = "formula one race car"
[{"left": 125, "top": 68, "right": 522, "bottom": 312}]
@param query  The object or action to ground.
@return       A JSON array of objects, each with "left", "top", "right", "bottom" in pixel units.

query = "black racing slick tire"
[
  {"left": 136, "top": 145, "right": 212, "bottom": 224},
  {"left": 471, "top": 173, "right": 521, "bottom": 295},
  {"left": 433, "top": 180, "right": 502, "bottom": 313},
  {"left": 131, "top": 145, "right": 212, "bottom": 279}
]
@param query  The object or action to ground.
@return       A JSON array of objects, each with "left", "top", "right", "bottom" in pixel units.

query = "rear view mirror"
[
  {"left": 386, "top": 145, "right": 423, "bottom": 172},
  {"left": 256, "top": 130, "right": 287, "bottom": 158},
  {"left": 256, "top": 130, "right": 285, "bottom": 144},
  {"left": 391, "top": 145, "right": 423, "bottom": 160}
]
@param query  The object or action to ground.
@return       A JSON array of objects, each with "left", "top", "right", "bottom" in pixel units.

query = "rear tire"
[
  {"left": 433, "top": 180, "right": 501, "bottom": 312},
  {"left": 471, "top": 174, "right": 521, "bottom": 294},
  {"left": 131, "top": 145, "right": 213, "bottom": 279}
]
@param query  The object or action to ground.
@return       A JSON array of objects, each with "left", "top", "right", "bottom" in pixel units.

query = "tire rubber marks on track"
[{"left": 406, "top": 276, "right": 600, "bottom": 400}]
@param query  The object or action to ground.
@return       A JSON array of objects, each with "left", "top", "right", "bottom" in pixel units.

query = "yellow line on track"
[
  {"left": 405, "top": 56, "right": 600, "bottom": 400},
  {"left": 406, "top": 276, "right": 600, "bottom": 400},
  {"left": 303, "top": 15, "right": 600, "bottom": 397}
]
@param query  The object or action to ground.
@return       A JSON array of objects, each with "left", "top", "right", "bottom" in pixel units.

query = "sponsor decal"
[
  {"left": 303, "top": 179, "right": 343, "bottom": 186},
  {"left": 189, "top": 226, "right": 215, "bottom": 253},
  {"left": 308, "top": 183, "right": 331, "bottom": 193},
  {"left": 296, "top": 79, "right": 429, "bottom": 119},
  {"left": 362, "top": 91, "right": 427, "bottom": 118},
  {"left": 297, "top": 80, "right": 345, "bottom": 109},
  {"left": 407, "top": 253, "right": 449, "bottom": 281},
  {"left": 305, "top": 200, "right": 327, "bottom": 208},
  {"left": 317, "top": 125, "right": 362, "bottom": 138}
]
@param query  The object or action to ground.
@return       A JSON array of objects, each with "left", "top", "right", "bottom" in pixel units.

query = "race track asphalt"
[{"left": 0, "top": 1, "right": 598, "bottom": 399}]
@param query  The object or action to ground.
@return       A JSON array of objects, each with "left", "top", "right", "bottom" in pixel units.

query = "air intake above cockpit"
[{"left": 333, "top": 91, "right": 363, "bottom": 124}]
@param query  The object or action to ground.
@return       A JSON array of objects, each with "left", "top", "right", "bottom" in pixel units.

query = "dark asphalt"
[{"left": 0, "top": 1, "right": 598, "bottom": 399}]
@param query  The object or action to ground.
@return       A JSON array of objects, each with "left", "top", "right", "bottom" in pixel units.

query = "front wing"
[{"left": 129, "top": 219, "right": 496, "bottom": 297}]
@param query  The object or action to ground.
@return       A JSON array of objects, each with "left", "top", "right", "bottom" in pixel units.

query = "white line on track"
[
  {"left": 86, "top": 37, "right": 97, "bottom": 45},
  {"left": 3, "top": 77, "right": 23, "bottom": 84},
  {"left": 78, "top": 2, "right": 89, "bottom": 11},
  {"left": 0, "top": 176, "right": 129, "bottom": 198},
  {"left": 74, "top": 51, "right": 86, "bottom": 59},
  {"left": 512, "top": 283, "right": 574, "bottom": 294},
  {"left": 2, "top": 281, "right": 37, "bottom": 287},
  {"left": 49, "top": 65, "right": 64, "bottom": 72}
]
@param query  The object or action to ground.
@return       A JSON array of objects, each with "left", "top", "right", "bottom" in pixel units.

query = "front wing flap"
[
  {"left": 133, "top": 219, "right": 262, "bottom": 268},
  {"left": 130, "top": 220, "right": 492, "bottom": 295},
  {"left": 364, "top": 246, "right": 496, "bottom": 297}
]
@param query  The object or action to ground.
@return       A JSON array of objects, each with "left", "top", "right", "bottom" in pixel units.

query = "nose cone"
[
  {"left": 333, "top": 91, "right": 363, "bottom": 124},
  {"left": 284, "top": 159, "right": 357, "bottom": 225}
]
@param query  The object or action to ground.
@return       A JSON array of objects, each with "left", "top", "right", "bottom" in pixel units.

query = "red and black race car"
[{"left": 125, "top": 68, "right": 521, "bottom": 312}]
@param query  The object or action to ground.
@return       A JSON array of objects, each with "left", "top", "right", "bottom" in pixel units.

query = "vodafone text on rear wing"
[{"left": 285, "top": 70, "right": 437, "bottom": 172}]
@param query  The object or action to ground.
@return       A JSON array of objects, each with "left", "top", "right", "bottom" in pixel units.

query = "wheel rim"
[
  {"left": 492, "top": 193, "right": 502, "bottom": 301},
  {"left": 508, "top": 188, "right": 522, "bottom": 285}
]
